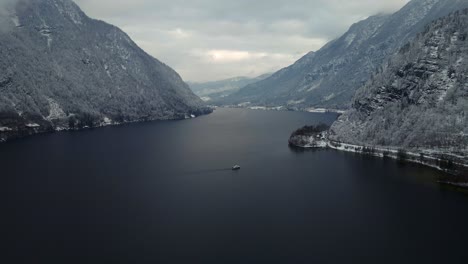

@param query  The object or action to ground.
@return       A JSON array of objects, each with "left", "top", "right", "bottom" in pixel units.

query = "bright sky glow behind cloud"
[{"left": 75, "top": 0, "right": 410, "bottom": 82}]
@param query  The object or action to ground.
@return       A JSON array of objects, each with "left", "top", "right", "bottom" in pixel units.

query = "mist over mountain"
[
  {"left": 188, "top": 73, "right": 272, "bottom": 102},
  {"left": 0, "top": 0, "right": 210, "bottom": 141},
  {"left": 219, "top": 0, "right": 468, "bottom": 110}
]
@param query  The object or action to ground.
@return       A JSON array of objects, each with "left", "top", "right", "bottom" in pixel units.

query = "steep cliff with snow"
[
  {"left": 219, "top": 0, "right": 468, "bottom": 110},
  {"left": 330, "top": 9, "right": 468, "bottom": 160},
  {"left": 0, "top": 0, "right": 210, "bottom": 141}
]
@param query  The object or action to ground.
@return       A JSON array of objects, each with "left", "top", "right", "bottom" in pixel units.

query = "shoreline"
[
  {"left": 0, "top": 109, "right": 213, "bottom": 144},
  {"left": 289, "top": 135, "right": 468, "bottom": 187},
  {"left": 214, "top": 105, "right": 347, "bottom": 114}
]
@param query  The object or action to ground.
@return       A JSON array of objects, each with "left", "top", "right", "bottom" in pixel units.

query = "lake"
[{"left": 3, "top": 108, "right": 468, "bottom": 263}]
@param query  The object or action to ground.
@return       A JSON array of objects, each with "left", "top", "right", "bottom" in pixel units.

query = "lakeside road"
[{"left": 289, "top": 133, "right": 468, "bottom": 186}]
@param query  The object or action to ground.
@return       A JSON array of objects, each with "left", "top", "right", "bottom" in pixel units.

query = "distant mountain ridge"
[
  {"left": 188, "top": 73, "right": 272, "bottom": 102},
  {"left": 219, "top": 0, "right": 468, "bottom": 110},
  {"left": 0, "top": 0, "right": 210, "bottom": 141}
]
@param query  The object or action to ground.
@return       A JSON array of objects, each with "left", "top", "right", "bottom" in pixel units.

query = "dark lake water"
[{"left": 3, "top": 108, "right": 468, "bottom": 263}]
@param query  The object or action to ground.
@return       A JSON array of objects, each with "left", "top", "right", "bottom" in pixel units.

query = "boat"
[{"left": 232, "top": 165, "right": 241, "bottom": 171}]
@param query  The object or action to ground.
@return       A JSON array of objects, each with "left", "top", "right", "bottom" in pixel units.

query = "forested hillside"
[
  {"left": 218, "top": 0, "right": 468, "bottom": 110},
  {"left": 330, "top": 9, "right": 468, "bottom": 158},
  {"left": 0, "top": 0, "right": 210, "bottom": 141}
]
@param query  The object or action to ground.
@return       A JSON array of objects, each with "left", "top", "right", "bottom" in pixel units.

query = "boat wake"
[{"left": 184, "top": 168, "right": 234, "bottom": 175}]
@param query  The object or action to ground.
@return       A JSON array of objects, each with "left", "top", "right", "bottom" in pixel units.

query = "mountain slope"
[
  {"left": 0, "top": 0, "right": 210, "bottom": 141},
  {"left": 330, "top": 9, "right": 468, "bottom": 160},
  {"left": 188, "top": 73, "right": 271, "bottom": 102},
  {"left": 220, "top": 0, "right": 468, "bottom": 110}
]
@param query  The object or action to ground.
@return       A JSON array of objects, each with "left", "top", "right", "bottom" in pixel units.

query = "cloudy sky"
[{"left": 75, "top": 0, "right": 409, "bottom": 82}]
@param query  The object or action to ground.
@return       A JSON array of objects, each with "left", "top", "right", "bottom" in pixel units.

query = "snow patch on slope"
[
  {"left": 10, "top": 14, "right": 20, "bottom": 27},
  {"left": 345, "top": 33, "right": 356, "bottom": 46},
  {"left": 46, "top": 98, "right": 66, "bottom": 120},
  {"left": 38, "top": 26, "right": 53, "bottom": 48}
]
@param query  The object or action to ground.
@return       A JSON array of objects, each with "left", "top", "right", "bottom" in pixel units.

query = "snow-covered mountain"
[
  {"left": 219, "top": 0, "right": 468, "bottom": 110},
  {"left": 187, "top": 73, "right": 272, "bottom": 102},
  {"left": 0, "top": 0, "right": 210, "bottom": 141},
  {"left": 330, "top": 8, "right": 468, "bottom": 165}
]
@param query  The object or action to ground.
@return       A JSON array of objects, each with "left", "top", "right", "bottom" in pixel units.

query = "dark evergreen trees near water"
[
  {"left": 291, "top": 124, "right": 330, "bottom": 137},
  {"left": 397, "top": 149, "right": 409, "bottom": 162},
  {"left": 289, "top": 124, "right": 329, "bottom": 147}
]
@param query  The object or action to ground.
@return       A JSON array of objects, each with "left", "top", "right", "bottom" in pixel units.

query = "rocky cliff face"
[
  {"left": 218, "top": 0, "right": 468, "bottom": 110},
  {"left": 330, "top": 9, "right": 468, "bottom": 158},
  {"left": 0, "top": 0, "right": 210, "bottom": 141}
]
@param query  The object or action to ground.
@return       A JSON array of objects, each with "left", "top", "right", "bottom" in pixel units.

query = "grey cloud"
[{"left": 75, "top": 0, "right": 409, "bottom": 81}]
